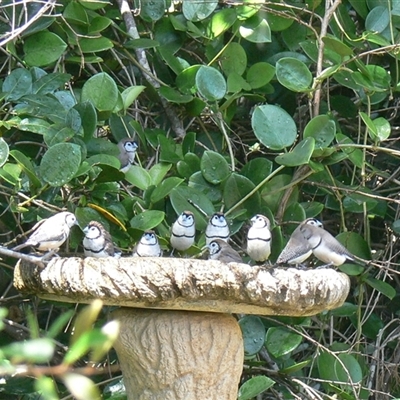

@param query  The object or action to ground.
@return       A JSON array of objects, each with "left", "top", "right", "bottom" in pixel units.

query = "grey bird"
[
  {"left": 205, "top": 212, "right": 230, "bottom": 245},
  {"left": 13, "top": 211, "right": 77, "bottom": 252},
  {"left": 276, "top": 218, "right": 323, "bottom": 266},
  {"left": 118, "top": 138, "right": 138, "bottom": 173},
  {"left": 133, "top": 230, "right": 162, "bottom": 257},
  {"left": 247, "top": 214, "right": 271, "bottom": 262},
  {"left": 300, "top": 222, "right": 354, "bottom": 267},
  {"left": 83, "top": 221, "right": 117, "bottom": 258},
  {"left": 170, "top": 211, "right": 195, "bottom": 252},
  {"left": 206, "top": 239, "right": 242, "bottom": 263}
]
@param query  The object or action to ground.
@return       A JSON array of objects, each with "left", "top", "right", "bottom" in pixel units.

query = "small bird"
[
  {"left": 170, "top": 211, "right": 195, "bottom": 252},
  {"left": 206, "top": 239, "right": 242, "bottom": 263},
  {"left": 205, "top": 212, "right": 230, "bottom": 245},
  {"left": 118, "top": 138, "right": 138, "bottom": 173},
  {"left": 300, "top": 222, "right": 354, "bottom": 267},
  {"left": 276, "top": 218, "right": 323, "bottom": 266},
  {"left": 133, "top": 230, "right": 162, "bottom": 257},
  {"left": 246, "top": 214, "right": 271, "bottom": 262},
  {"left": 13, "top": 211, "right": 77, "bottom": 253},
  {"left": 82, "top": 221, "right": 116, "bottom": 258}
]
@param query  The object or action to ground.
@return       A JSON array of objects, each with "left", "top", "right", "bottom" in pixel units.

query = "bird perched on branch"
[
  {"left": 13, "top": 211, "right": 77, "bottom": 253},
  {"left": 205, "top": 212, "right": 230, "bottom": 245},
  {"left": 133, "top": 230, "right": 162, "bottom": 257},
  {"left": 82, "top": 221, "right": 118, "bottom": 258},
  {"left": 206, "top": 239, "right": 242, "bottom": 263},
  {"left": 246, "top": 214, "right": 271, "bottom": 262},
  {"left": 276, "top": 218, "right": 323, "bottom": 267},
  {"left": 118, "top": 138, "right": 138, "bottom": 173},
  {"left": 170, "top": 211, "right": 195, "bottom": 252}
]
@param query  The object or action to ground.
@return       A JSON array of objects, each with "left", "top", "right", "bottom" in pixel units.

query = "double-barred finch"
[
  {"left": 13, "top": 211, "right": 77, "bottom": 252},
  {"left": 300, "top": 222, "right": 354, "bottom": 267},
  {"left": 276, "top": 218, "right": 323, "bottom": 266},
  {"left": 170, "top": 211, "right": 195, "bottom": 252},
  {"left": 206, "top": 239, "right": 242, "bottom": 263},
  {"left": 82, "top": 221, "right": 116, "bottom": 258},
  {"left": 133, "top": 230, "right": 162, "bottom": 257},
  {"left": 246, "top": 214, "right": 271, "bottom": 262},
  {"left": 118, "top": 138, "right": 138, "bottom": 173},
  {"left": 205, "top": 212, "right": 230, "bottom": 245}
]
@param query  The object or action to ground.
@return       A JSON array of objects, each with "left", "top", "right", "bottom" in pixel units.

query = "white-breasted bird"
[
  {"left": 300, "top": 222, "right": 354, "bottom": 266},
  {"left": 206, "top": 239, "right": 242, "bottom": 263},
  {"left": 276, "top": 218, "right": 323, "bottom": 266},
  {"left": 246, "top": 214, "right": 271, "bottom": 262},
  {"left": 170, "top": 211, "right": 195, "bottom": 252},
  {"left": 133, "top": 230, "right": 162, "bottom": 257},
  {"left": 82, "top": 221, "right": 117, "bottom": 258},
  {"left": 13, "top": 211, "right": 77, "bottom": 252},
  {"left": 205, "top": 212, "right": 230, "bottom": 245},
  {"left": 118, "top": 138, "right": 138, "bottom": 173}
]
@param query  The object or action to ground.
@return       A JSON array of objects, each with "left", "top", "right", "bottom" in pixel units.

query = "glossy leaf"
[
  {"left": 252, "top": 104, "right": 297, "bottom": 150},
  {"left": 3, "top": 68, "right": 32, "bottom": 101},
  {"left": 40, "top": 143, "right": 82, "bottom": 186},
  {"left": 125, "top": 166, "right": 152, "bottom": 190},
  {"left": 366, "top": 6, "right": 390, "bottom": 33},
  {"left": 239, "top": 316, "right": 266, "bottom": 356},
  {"left": 32, "top": 72, "right": 71, "bottom": 95},
  {"left": 304, "top": 115, "right": 335, "bottom": 148},
  {"left": 238, "top": 376, "right": 275, "bottom": 400},
  {"left": 239, "top": 15, "right": 271, "bottom": 43},
  {"left": 2, "top": 338, "right": 54, "bottom": 363},
  {"left": 189, "top": 172, "right": 222, "bottom": 203},
  {"left": 23, "top": 31, "right": 67, "bottom": 67},
  {"left": 265, "top": 327, "right": 302, "bottom": 358},
  {"left": 0, "top": 138, "right": 9, "bottom": 168},
  {"left": 149, "top": 163, "right": 172, "bottom": 186},
  {"left": 246, "top": 62, "right": 275, "bottom": 89},
  {"left": 366, "top": 277, "right": 396, "bottom": 299},
  {"left": 140, "top": 0, "right": 166, "bottom": 21},
  {"left": 276, "top": 57, "right": 312, "bottom": 92},
  {"left": 275, "top": 137, "right": 315, "bottom": 166},
  {"left": 130, "top": 210, "right": 165, "bottom": 230},
  {"left": 220, "top": 42, "right": 247, "bottom": 76},
  {"left": 63, "top": 373, "right": 101, "bottom": 400},
  {"left": 150, "top": 177, "right": 184, "bottom": 203},
  {"left": 196, "top": 66, "right": 227, "bottom": 101},
  {"left": 182, "top": 0, "right": 218, "bottom": 21},
  {"left": 201, "top": 150, "right": 231, "bottom": 184},
  {"left": 159, "top": 87, "right": 193, "bottom": 103},
  {"left": 74, "top": 101, "right": 97, "bottom": 141},
  {"left": 81, "top": 72, "right": 119, "bottom": 112},
  {"left": 9, "top": 150, "right": 42, "bottom": 188},
  {"left": 206, "top": 8, "right": 237, "bottom": 39},
  {"left": 240, "top": 158, "right": 273, "bottom": 186}
]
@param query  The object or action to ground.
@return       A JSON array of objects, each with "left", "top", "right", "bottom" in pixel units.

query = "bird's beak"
[{"left": 83, "top": 226, "right": 89, "bottom": 234}]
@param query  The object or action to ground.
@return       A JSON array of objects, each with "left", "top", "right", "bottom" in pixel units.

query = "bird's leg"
[
  {"left": 40, "top": 249, "right": 60, "bottom": 262},
  {"left": 316, "top": 262, "right": 333, "bottom": 269},
  {"left": 295, "top": 263, "right": 308, "bottom": 270}
]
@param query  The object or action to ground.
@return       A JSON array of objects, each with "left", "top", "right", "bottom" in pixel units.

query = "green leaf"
[
  {"left": 63, "top": 373, "right": 101, "bottom": 400},
  {"left": 373, "top": 117, "right": 391, "bottom": 141},
  {"left": 140, "top": 0, "right": 166, "bottom": 21},
  {"left": 125, "top": 166, "right": 152, "bottom": 190},
  {"left": 121, "top": 86, "right": 146, "bottom": 110},
  {"left": 238, "top": 376, "right": 275, "bottom": 400},
  {"left": 275, "top": 137, "right": 315, "bottom": 166},
  {"left": 201, "top": 150, "right": 231, "bottom": 184},
  {"left": 81, "top": 72, "right": 119, "bottom": 112},
  {"left": 322, "top": 35, "right": 353, "bottom": 56},
  {"left": 149, "top": 163, "right": 172, "bottom": 186},
  {"left": 130, "top": 210, "right": 165, "bottom": 230},
  {"left": 176, "top": 65, "right": 201, "bottom": 94},
  {"left": 276, "top": 57, "right": 313, "bottom": 92},
  {"left": 206, "top": 8, "right": 237, "bottom": 39},
  {"left": 336, "top": 231, "right": 371, "bottom": 259},
  {"left": 159, "top": 87, "right": 193, "bottom": 103},
  {"left": 366, "top": 277, "right": 396, "bottom": 299},
  {"left": 330, "top": 302, "right": 358, "bottom": 317},
  {"left": 220, "top": 42, "right": 247, "bottom": 76},
  {"left": 239, "top": 15, "right": 271, "bottom": 43},
  {"left": 189, "top": 171, "right": 222, "bottom": 203},
  {"left": 303, "top": 115, "right": 335, "bottom": 149},
  {"left": 35, "top": 376, "right": 59, "bottom": 400},
  {"left": 9, "top": 150, "right": 42, "bottom": 188},
  {"left": 74, "top": 101, "right": 97, "bottom": 141},
  {"left": 265, "top": 327, "right": 302, "bottom": 358},
  {"left": 63, "top": 1, "right": 89, "bottom": 25},
  {"left": 40, "top": 143, "right": 82, "bottom": 186},
  {"left": 150, "top": 177, "right": 184, "bottom": 203},
  {"left": 79, "top": 36, "right": 114, "bottom": 53},
  {"left": 2, "top": 338, "right": 54, "bottom": 363},
  {"left": 182, "top": 0, "right": 218, "bottom": 21},
  {"left": 3, "top": 68, "right": 32, "bottom": 101},
  {"left": 196, "top": 66, "right": 227, "bottom": 101},
  {"left": 32, "top": 72, "right": 71, "bottom": 95},
  {"left": 87, "top": 154, "right": 120, "bottom": 169},
  {"left": 170, "top": 185, "right": 214, "bottom": 231},
  {"left": 239, "top": 316, "right": 266, "bottom": 357},
  {"left": 23, "top": 31, "right": 67, "bottom": 67},
  {"left": 366, "top": 6, "right": 390, "bottom": 33},
  {"left": 0, "top": 138, "right": 9, "bottom": 168},
  {"left": 88, "top": 16, "right": 112, "bottom": 33},
  {"left": 246, "top": 62, "right": 275, "bottom": 89},
  {"left": 251, "top": 104, "right": 297, "bottom": 150},
  {"left": 240, "top": 158, "right": 273, "bottom": 186},
  {"left": 125, "top": 38, "right": 160, "bottom": 49},
  {"left": 223, "top": 173, "right": 260, "bottom": 215}
]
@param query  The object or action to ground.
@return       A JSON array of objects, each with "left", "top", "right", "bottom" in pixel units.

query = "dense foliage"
[{"left": 1, "top": 0, "right": 400, "bottom": 398}]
